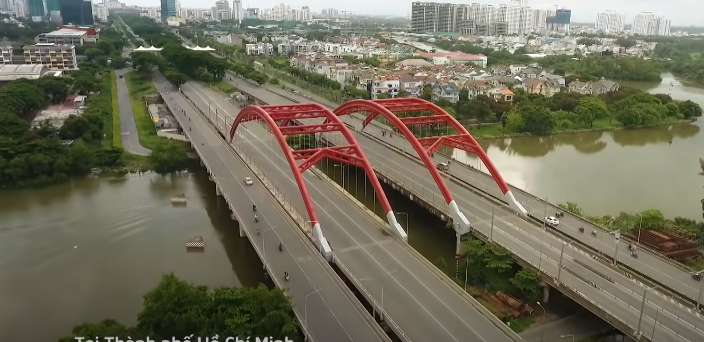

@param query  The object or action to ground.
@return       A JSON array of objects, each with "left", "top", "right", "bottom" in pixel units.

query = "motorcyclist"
[
  {"left": 253, "top": 204, "right": 257, "bottom": 211},
  {"left": 254, "top": 214, "right": 258, "bottom": 222},
  {"left": 284, "top": 271, "right": 289, "bottom": 279},
  {"left": 279, "top": 243, "right": 283, "bottom": 251}
]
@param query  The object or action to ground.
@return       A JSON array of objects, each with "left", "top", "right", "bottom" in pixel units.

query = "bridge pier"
[
  {"left": 231, "top": 214, "right": 245, "bottom": 237},
  {"left": 541, "top": 281, "right": 551, "bottom": 303},
  {"left": 215, "top": 185, "right": 221, "bottom": 197}
]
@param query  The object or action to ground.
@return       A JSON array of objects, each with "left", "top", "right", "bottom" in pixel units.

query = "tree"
[
  {"left": 61, "top": 274, "right": 301, "bottom": 341},
  {"left": 148, "top": 142, "right": 189, "bottom": 176},
  {"left": 510, "top": 269, "right": 541, "bottom": 302},
  {"left": 434, "top": 256, "right": 448, "bottom": 274},
  {"left": 574, "top": 97, "right": 610, "bottom": 128},
  {"left": 516, "top": 105, "right": 555, "bottom": 134},
  {"left": 0, "top": 112, "right": 30, "bottom": 138},
  {"left": 73, "top": 76, "right": 99, "bottom": 95},
  {"left": 677, "top": 100, "right": 703, "bottom": 119}
]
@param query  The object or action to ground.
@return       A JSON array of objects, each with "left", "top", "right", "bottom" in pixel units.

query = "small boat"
[{"left": 171, "top": 193, "right": 187, "bottom": 205}]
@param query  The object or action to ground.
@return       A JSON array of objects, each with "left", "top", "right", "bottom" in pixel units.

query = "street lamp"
[
  {"left": 536, "top": 301, "right": 546, "bottom": 342},
  {"left": 490, "top": 206, "right": 496, "bottom": 242},
  {"left": 636, "top": 210, "right": 643, "bottom": 244},
  {"left": 381, "top": 269, "right": 398, "bottom": 321},
  {"left": 304, "top": 288, "right": 321, "bottom": 340},
  {"left": 636, "top": 288, "right": 648, "bottom": 334},
  {"left": 397, "top": 212, "right": 409, "bottom": 237},
  {"left": 560, "top": 334, "right": 574, "bottom": 342},
  {"left": 261, "top": 226, "right": 276, "bottom": 271},
  {"left": 696, "top": 271, "right": 704, "bottom": 310}
]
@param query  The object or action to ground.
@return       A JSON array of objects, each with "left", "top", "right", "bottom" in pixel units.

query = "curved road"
[
  {"left": 181, "top": 81, "right": 522, "bottom": 342},
  {"left": 115, "top": 69, "right": 151, "bottom": 156},
  {"left": 235, "top": 78, "right": 703, "bottom": 308},
  {"left": 152, "top": 75, "right": 390, "bottom": 342},
  {"left": 221, "top": 78, "right": 704, "bottom": 341}
]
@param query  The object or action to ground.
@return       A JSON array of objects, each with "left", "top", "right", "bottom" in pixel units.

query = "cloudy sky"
[{"left": 123, "top": 0, "right": 698, "bottom": 26}]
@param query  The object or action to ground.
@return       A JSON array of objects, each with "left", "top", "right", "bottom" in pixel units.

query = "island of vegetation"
[{"left": 59, "top": 274, "right": 301, "bottom": 342}]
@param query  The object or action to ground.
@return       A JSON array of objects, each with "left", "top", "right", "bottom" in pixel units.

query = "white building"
[
  {"left": 232, "top": 0, "right": 242, "bottom": 21},
  {"left": 245, "top": 43, "right": 274, "bottom": 55},
  {"left": 595, "top": 11, "right": 625, "bottom": 33},
  {"left": 93, "top": 3, "right": 109, "bottom": 22},
  {"left": 633, "top": 12, "right": 670, "bottom": 36}
]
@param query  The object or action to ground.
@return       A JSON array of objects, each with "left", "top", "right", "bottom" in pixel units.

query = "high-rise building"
[
  {"left": 214, "top": 0, "right": 229, "bottom": 20},
  {"left": 27, "top": 0, "right": 46, "bottom": 20},
  {"left": 632, "top": 12, "right": 670, "bottom": 36},
  {"left": 232, "top": 0, "right": 242, "bottom": 21},
  {"left": 160, "top": 0, "right": 176, "bottom": 22},
  {"left": 546, "top": 8, "right": 570, "bottom": 32},
  {"left": 59, "top": 0, "right": 94, "bottom": 26},
  {"left": 46, "top": 0, "right": 60, "bottom": 11},
  {"left": 595, "top": 11, "right": 625, "bottom": 33},
  {"left": 410, "top": 1, "right": 546, "bottom": 35}
]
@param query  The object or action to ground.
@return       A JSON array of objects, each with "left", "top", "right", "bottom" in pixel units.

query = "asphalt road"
[
  {"left": 181, "top": 81, "right": 522, "bottom": 342},
  {"left": 151, "top": 75, "right": 390, "bottom": 342},
  {"left": 234, "top": 79, "right": 704, "bottom": 308},
  {"left": 221, "top": 78, "right": 704, "bottom": 342},
  {"left": 115, "top": 69, "right": 151, "bottom": 156}
]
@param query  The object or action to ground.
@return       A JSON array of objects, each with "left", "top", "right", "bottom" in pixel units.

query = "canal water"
[
  {"left": 0, "top": 167, "right": 267, "bottom": 341},
  {"left": 453, "top": 73, "right": 703, "bottom": 220}
]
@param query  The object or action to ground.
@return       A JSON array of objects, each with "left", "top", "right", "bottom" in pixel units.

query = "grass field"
[
  {"left": 109, "top": 71, "right": 122, "bottom": 148},
  {"left": 124, "top": 71, "right": 164, "bottom": 150}
]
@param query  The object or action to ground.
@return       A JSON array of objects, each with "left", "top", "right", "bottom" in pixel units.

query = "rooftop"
[
  {"left": 0, "top": 64, "right": 53, "bottom": 81},
  {"left": 44, "top": 29, "right": 88, "bottom": 37}
]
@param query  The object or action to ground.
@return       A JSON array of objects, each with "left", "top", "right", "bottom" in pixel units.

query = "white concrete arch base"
[
  {"left": 505, "top": 191, "right": 528, "bottom": 216},
  {"left": 313, "top": 223, "right": 333, "bottom": 262},
  {"left": 385, "top": 211, "right": 408, "bottom": 243}
]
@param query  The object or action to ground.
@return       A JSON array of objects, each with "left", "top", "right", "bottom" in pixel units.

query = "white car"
[
  {"left": 244, "top": 177, "right": 253, "bottom": 186},
  {"left": 544, "top": 216, "right": 560, "bottom": 226}
]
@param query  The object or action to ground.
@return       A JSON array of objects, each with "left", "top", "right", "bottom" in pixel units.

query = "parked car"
[
  {"left": 244, "top": 177, "right": 253, "bottom": 186},
  {"left": 544, "top": 216, "right": 560, "bottom": 226}
]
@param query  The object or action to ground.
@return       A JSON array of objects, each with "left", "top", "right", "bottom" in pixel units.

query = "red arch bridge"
[{"left": 228, "top": 99, "right": 526, "bottom": 254}]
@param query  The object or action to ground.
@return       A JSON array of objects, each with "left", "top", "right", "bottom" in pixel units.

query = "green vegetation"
[
  {"left": 0, "top": 65, "right": 125, "bottom": 188},
  {"left": 208, "top": 80, "right": 236, "bottom": 94},
  {"left": 653, "top": 38, "right": 704, "bottom": 85},
  {"left": 76, "top": 27, "right": 129, "bottom": 70},
  {"left": 124, "top": 71, "right": 160, "bottom": 149},
  {"left": 0, "top": 20, "right": 57, "bottom": 45},
  {"left": 59, "top": 274, "right": 301, "bottom": 341},
  {"left": 558, "top": 202, "right": 703, "bottom": 249}
]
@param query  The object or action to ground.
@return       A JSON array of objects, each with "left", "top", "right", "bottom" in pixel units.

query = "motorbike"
[
  {"left": 628, "top": 244, "right": 635, "bottom": 251},
  {"left": 693, "top": 273, "right": 702, "bottom": 281},
  {"left": 279, "top": 243, "right": 283, "bottom": 252},
  {"left": 254, "top": 215, "right": 259, "bottom": 223},
  {"left": 284, "top": 272, "right": 289, "bottom": 281},
  {"left": 555, "top": 212, "right": 564, "bottom": 218},
  {"left": 591, "top": 231, "right": 597, "bottom": 237},
  {"left": 579, "top": 227, "right": 585, "bottom": 233},
  {"left": 631, "top": 251, "right": 638, "bottom": 258}
]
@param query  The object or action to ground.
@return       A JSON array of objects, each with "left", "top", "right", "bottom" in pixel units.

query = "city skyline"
[{"left": 121, "top": 0, "right": 699, "bottom": 25}]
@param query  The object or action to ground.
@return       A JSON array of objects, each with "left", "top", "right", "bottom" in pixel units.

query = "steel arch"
[
  {"left": 334, "top": 98, "right": 526, "bottom": 216},
  {"left": 228, "top": 103, "right": 406, "bottom": 241}
]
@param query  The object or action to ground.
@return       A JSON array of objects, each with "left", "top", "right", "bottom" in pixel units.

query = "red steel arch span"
[
  {"left": 228, "top": 103, "right": 407, "bottom": 245},
  {"left": 333, "top": 98, "right": 527, "bottom": 228}
]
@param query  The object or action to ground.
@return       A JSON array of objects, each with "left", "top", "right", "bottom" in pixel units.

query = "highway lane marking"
[
  {"left": 183, "top": 83, "right": 259, "bottom": 139},
  {"left": 336, "top": 240, "right": 393, "bottom": 253},
  {"left": 170, "top": 87, "right": 384, "bottom": 341}
]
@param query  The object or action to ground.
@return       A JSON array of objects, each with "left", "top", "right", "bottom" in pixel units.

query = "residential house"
[
  {"left": 568, "top": 81, "right": 592, "bottom": 95},
  {"left": 432, "top": 82, "right": 460, "bottom": 103},
  {"left": 540, "top": 73, "right": 566, "bottom": 86},
  {"left": 517, "top": 67, "right": 542, "bottom": 79},
  {"left": 486, "top": 75, "right": 522, "bottom": 88},
  {"left": 462, "top": 80, "right": 492, "bottom": 99},
  {"left": 523, "top": 79, "right": 563, "bottom": 97},
  {"left": 487, "top": 87, "right": 514, "bottom": 102},
  {"left": 372, "top": 76, "right": 400, "bottom": 99},
  {"left": 509, "top": 64, "right": 526, "bottom": 75},
  {"left": 489, "top": 65, "right": 511, "bottom": 76},
  {"left": 399, "top": 75, "right": 425, "bottom": 97},
  {"left": 589, "top": 78, "right": 620, "bottom": 95}
]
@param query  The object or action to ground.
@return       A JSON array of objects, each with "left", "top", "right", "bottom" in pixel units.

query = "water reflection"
[
  {"left": 611, "top": 124, "right": 700, "bottom": 147},
  {"left": 480, "top": 131, "right": 607, "bottom": 158}
]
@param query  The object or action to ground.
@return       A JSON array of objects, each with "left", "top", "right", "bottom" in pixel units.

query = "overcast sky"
[{"left": 123, "top": 0, "right": 698, "bottom": 26}]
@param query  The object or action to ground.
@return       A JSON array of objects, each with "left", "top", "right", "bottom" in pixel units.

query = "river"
[
  {"left": 0, "top": 168, "right": 267, "bottom": 341},
  {"left": 453, "top": 73, "right": 703, "bottom": 220}
]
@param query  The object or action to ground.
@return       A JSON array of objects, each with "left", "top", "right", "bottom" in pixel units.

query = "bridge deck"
[
  {"left": 224, "top": 79, "right": 704, "bottom": 342},
  {"left": 154, "top": 74, "right": 390, "bottom": 342},
  {"left": 182, "top": 81, "right": 520, "bottom": 342}
]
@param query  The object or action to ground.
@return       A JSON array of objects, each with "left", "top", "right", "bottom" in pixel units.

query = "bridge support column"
[
  {"left": 215, "top": 185, "right": 221, "bottom": 196},
  {"left": 239, "top": 225, "right": 245, "bottom": 237},
  {"left": 200, "top": 159, "right": 204, "bottom": 167},
  {"left": 541, "top": 282, "right": 550, "bottom": 303}
]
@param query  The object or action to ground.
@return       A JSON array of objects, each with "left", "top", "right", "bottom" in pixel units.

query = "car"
[
  {"left": 544, "top": 216, "right": 560, "bottom": 226},
  {"left": 244, "top": 177, "right": 253, "bottom": 186},
  {"left": 436, "top": 162, "right": 449, "bottom": 171}
]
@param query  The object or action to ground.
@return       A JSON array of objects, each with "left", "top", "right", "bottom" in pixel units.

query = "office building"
[
  {"left": 27, "top": 0, "right": 47, "bottom": 21},
  {"left": 232, "top": 0, "right": 242, "bottom": 21},
  {"left": 595, "top": 11, "right": 625, "bottom": 33},
  {"left": 214, "top": 0, "right": 229, "bottom": 20},
  {"left": 632, "top": 12, "right": 670, "bottom": 36},
  {"left": 36, "top": 28, "right": 91, "bottom": 45},
  {"left": 546, "top": 8, "right": 570, "bottom": 32},
  {"left": 23, "top": 43, "right": 78, "bottom": 72},
  {"left": 46, "top": 0, "right": 59, "bottom": 11},
  {"left": 59, "top": 0, "right": 94, "bottom": 26},
  {"left": 160, "top": 0, "right": 176, "bottom": 21}
]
